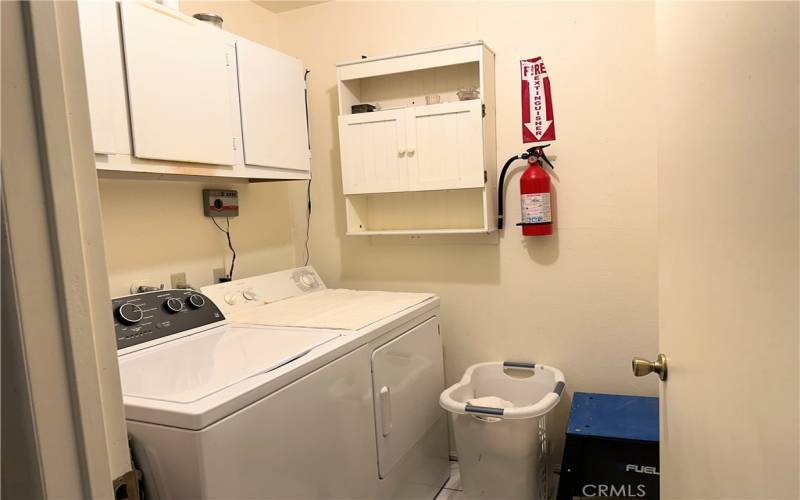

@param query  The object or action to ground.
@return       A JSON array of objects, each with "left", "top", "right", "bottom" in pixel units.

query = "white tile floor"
[
  {"left": 434, "top": 462, "right": 463, "bottom": 500},
  {"left": 433, "top": 461, "right": 560, "bottom": 500}
]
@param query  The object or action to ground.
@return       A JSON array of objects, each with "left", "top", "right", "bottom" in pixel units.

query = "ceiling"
[{"left": 254, "top": 1, "right": 328, "bottom": 13}]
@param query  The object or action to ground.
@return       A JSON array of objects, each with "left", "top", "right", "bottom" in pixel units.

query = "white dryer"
[
  {"left": 115, "top": 269, "right": 448, "bottom": 499},
  {"left": 201, "top": 267, "right": 449, "bottom": 498}
]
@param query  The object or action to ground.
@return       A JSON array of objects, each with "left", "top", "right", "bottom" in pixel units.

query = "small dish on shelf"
[
  {"left": 456, "top": 87, "right": 480, "bottom": 101},
  {"left": 425, "top": 94, "right": 441, "bottom": 105}
]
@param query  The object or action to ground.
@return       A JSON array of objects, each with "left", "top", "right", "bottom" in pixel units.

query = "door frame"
[{"left": 2, "top": 1, "right": 130, "bottom": 497}]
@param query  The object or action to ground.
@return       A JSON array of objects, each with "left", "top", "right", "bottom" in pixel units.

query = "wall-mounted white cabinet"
[
  {"left": 336, "top": 42, "right": 496, "bottom": 235},
  {"left": 77, "top": 0, "right": 310, "bottom": 181}
]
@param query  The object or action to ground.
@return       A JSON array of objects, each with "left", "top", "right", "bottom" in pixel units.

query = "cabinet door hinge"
[
  {"left": 484, "top": 170, "right": 488, "bottom": 183},
  {"left": 232, "top": 137, "right": 238, "bottom": 151},
  {"left": 482, "top": 103, "right": 486, "bottom": 118},
  {"left": 113, "top": 469, "right": 142, "bottom": 500}
]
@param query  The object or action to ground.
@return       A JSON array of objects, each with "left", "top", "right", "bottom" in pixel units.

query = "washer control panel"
[{"left": 112, "top": 290, "right": 224, "bottom": 350}]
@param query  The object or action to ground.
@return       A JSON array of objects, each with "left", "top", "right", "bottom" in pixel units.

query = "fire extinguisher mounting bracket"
[{"left": 527, "top": 145, "right": 554, "bottom": 170}]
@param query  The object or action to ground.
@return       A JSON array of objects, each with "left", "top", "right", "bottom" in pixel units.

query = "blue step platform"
[
  {"left": 567, "top": 392, "right": 659, "bottom": 442},
  {"left": 557, "top": 392, "right": 659, "bottom": 499}
]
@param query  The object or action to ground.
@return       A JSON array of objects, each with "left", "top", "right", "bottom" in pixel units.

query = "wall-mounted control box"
[{"left": 203, "top": 189, "right": 239, "bottom": 218}]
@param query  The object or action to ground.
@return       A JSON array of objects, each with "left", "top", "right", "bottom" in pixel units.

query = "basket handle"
[
  {"left": 503, "top": 361, "right": 536, "bottom": 369},
  {"left": 464, "top": 404, "right": 505, "bottom": 416}
]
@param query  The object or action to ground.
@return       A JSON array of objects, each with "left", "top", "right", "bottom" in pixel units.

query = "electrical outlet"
[
  {"left": 203, "top": 189, "right": 239, "bottom": 218},
  {"left": 170, "top": 272, "right": 187, "bottom": 289},
  {"left": 213, "top": 267, "right": 227, "bottom": 283}
]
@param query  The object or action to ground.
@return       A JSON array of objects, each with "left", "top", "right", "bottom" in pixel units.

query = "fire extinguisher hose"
[{"left": 497, "top": 154, "right": 522, "bottom": 230}]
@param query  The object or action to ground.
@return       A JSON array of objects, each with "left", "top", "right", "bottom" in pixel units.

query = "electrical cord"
[
  {"left": 304, "top": 69, "right": 311, "bottom": 150},
  {"left": 211, "top": 216, "right": 236, "bottom": 280},
  {"left": 304, "top": 177, "right": 312, "bottom": 266},
  {"left": 303, "top": 68, "right": 312, "bottom": 266}
]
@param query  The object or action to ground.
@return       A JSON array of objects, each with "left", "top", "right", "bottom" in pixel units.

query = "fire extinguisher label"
[{"left": 521, "top": 193, "right": 552, "bottom": 224}]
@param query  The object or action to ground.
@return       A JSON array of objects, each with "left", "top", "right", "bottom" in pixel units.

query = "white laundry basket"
[{"left": 440, "top": 361, "right": 565, "bottom": 500}]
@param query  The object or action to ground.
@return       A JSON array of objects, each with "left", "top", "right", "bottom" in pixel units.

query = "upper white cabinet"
[
  {"left": 77, "top": 1, "right": 131, "bottom": 155},
  {"left": 336, "top": 42, "right": 497, "bottom": 235},
  {"left": 236, "top": 37, "right": 310, "bottom": 172},
  {"left": 77, "top": 0, "right": 310, "bottom": 181},
  {"left": 120, "top": 1, "right": 237, "bottom": 166}
]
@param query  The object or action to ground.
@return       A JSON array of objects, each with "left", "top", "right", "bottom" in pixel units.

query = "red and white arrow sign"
[{"left": 521, "top": 57, "right": 556, "bottom": 143}]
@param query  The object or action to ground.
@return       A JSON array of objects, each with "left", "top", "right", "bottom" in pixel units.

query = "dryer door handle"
[{"left": 379, "top": 386, "right": 392, "bottom": 437}]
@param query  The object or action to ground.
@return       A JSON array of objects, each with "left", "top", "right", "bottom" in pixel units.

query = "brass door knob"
[{"left": 632, "top": 354, "right": 668, "bottom": 381}]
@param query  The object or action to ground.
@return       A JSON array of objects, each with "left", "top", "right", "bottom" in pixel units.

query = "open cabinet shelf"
[
  {"left": 336, "top": 41, "right": 496, "bottom": 235},
  {"left": 345, "top": 188, "right": 492, "bottom": 235}
]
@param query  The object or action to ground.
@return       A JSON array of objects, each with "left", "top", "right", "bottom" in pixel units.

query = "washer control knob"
[
  {"left": 242, "top": 288, "right": 258, "bottom": 301},
  {"left": 224, "top": 293, "right": 239, "bottom": 306},
  {"left": 187, "top": 294, "right": 206, "bottom": 309},
  {"left": 117, "top": 303, "right": 144, "bottom": 325},
  {"left": 165, "top": 297, "right": 184, "bottom": 313}
]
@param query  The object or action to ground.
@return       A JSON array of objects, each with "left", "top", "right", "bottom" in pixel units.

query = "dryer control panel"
[
  {"left": 111, "top": 290, "right": 224, "bottom": 350},
  {"left": 202, "top": 266, "right": 326, "bottom": 317}
]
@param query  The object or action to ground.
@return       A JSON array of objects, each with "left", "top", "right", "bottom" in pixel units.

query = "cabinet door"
[
  {"left": 338, "top": 110, "right": 408, "bottom": 194},
  {"left": 371, "top": 317, "right": 444, "bottom": 479},
  {"left": 120, "top": 1, "right": 237, "bottom": 165},
  {"left": 406, "top": 100, "right": 485, "bottom": 191},
  {"left": 236, "top": 38, "right": 310, "bottom": 172},
  {"left": 77, "top": 1, "right": 131, "bottom": 155}
]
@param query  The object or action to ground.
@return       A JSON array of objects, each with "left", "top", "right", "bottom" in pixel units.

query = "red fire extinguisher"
[{"left": 498, "top": 145, "right": 555, "bottom": 236}]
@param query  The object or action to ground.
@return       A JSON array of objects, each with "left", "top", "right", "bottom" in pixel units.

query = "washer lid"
[{"left": 118, "top": 325, "right": 339, "bottom": 404}]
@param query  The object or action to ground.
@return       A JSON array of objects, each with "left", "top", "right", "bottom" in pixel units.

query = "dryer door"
[{"left": 371, "top": 317, "right": 445, "bottom": 478}]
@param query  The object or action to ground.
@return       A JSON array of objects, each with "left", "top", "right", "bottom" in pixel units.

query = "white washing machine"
[{"left": 114, "top": 268, "right": 449, "bottom": 499}]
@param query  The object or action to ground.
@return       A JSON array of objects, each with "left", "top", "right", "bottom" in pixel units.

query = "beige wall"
[
  {"left": 276, "top": 0, "right": 660, "bottom": 456},
  {"left": 98, "top": 0, "right": 660, "bottom": 460},
  {"left": 179, "top": 0, "right": 276, "bottom": 45},
  {"left": 99, "top": 1, "right": 308, "bottom": 297},
  {"left": 100, "top": 177, "right": 301, "bottom": 295}
]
